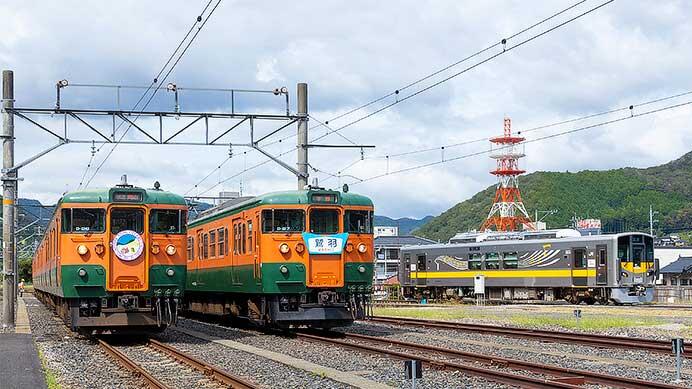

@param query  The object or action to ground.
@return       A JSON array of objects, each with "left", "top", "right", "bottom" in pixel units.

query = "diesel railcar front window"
[
  {"left": 262, "top": 209, "right": 304, "bottom": 233},
  {"left": 150, "top": 209, "right": 186, "bottom": 234},
  {"left": 632, "top": 246, "right": 643, "bottom": 267},
  {"left": 61, "top": 208, "right": 105, "bottom": 233},
  {"left": 309, "top": 209, "right": 339, "bottom": 234},
  {"left": 344, "top": 210, "right": 373, "bottom": 233},
  {"left": 110, "top": 209, "right": 144, "bottom": 234},
  {"left": 617, "top": 236, "right": 630, "bottom": 262}
]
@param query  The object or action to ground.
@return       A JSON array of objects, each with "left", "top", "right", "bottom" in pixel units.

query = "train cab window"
[
  {"left": 502, "top": 252, "right": 519, "bottom": 269},
  {"left": 61, "top": 208, "right": 105, "bottom": 233},
  {"left": 187, "top": 236, "right": 194, "bottom": 261},
  {"left": 110, "top": 209, "right": 144, "bottom": 234},
  {"left": 217, "top": 228, "right": 225, "bottom": 255},
  {"left": 209, "top": 230, "right": 217, "bottom": 257},
  {"left": 262, "top": 209, "right": 304, "bottom": 233},
  {"left": 617, "top": 236, "right": 630, "bottom": 262},
  {"left": 150, "top": 210, "right": 186, "bottom": 234},
  {"left": 469, "top": 253, "right": 483, "bottom": 270},
  {"left": 344, "top": 210, "right": 373, "bottom": 234},
  {"left": 632, "top": 246, "right": 643, "bottom": 267},
  {"left": 485, "top": 252, "right": 500, "bottom": 270},
  {"left": 309, "top": 209, "right": 339, "bottom": 234}
]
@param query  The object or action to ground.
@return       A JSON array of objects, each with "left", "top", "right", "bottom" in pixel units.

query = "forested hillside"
[{"left": 416, "top": 151, "right": 692, "bottom": 242}]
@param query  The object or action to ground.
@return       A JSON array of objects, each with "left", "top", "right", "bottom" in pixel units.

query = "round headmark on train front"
[{"left": 112, "top": 230, "right": 144, "bottom": 261}]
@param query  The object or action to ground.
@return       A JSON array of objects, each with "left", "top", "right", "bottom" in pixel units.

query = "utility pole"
[
  {"left": 2, "top": 70, "right": 16, "bottom": 328},
  {"left": 296, "top": 83, "right": 308, "bottom": 189},
  {"left": 649, "top": 205, "right": 658, "bottom": 236}
]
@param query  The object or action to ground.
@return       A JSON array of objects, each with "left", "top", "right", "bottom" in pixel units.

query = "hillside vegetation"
[{"left": 416, "top": 151, "right": 692, "bottom": 242}]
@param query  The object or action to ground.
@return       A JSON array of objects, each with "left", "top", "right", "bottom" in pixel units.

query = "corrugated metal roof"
[
  {"left": 660, "top": 256, "right": 692, "bottom": 274},
  {"left": 374, "top": 235, "right": 436, "bottom": 247}
]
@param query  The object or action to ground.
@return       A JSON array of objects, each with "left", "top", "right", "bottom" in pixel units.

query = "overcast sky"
[{"left": 1, "top": 1, "right": 691, "bottom": 218}]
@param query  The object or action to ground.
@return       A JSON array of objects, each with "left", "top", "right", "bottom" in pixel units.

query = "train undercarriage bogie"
[
  {"left": 34, "top": 289, "right": 178, "bottom": 334},
  {"left": 185, "top": 289, "right": 371, "bottom": 329}
]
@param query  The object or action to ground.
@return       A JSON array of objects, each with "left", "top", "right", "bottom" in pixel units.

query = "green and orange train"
[
  {"left": 184, "top": 188, "right": 374, "bottom": 328},
  {"left": 32, "top": 178, "right": 187, "bottom": 332}
]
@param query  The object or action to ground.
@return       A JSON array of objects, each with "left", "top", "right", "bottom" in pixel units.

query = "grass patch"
[
  {"left": 510, "top": 314, "right": 664, "bottom": 330},
  {"left": 373, "top": 307, "right": 503, "bottom": 321},
  {"left": 37, "top": 348, "right": 61, "bottom": 389}
]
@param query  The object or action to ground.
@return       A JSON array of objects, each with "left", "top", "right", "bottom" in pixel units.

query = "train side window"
[
  {"left": 573, "top": 249, "right": 586, "bottom": 268},
  {"left": 469, "top": 253, "right": 483, "bottom": 270},
  {"left": 224, "top": 228, "right": 229, "bottom": 255},
  {"left": 241, "top": 224, "right": 247, "bottom": 254},
  {"left": 503, "top": 252, "right": 518, "bottom": 269},
  {"left": 187, "top": 236, "right": 194, "bottom": 262},
  {"left": 598, "top": 249, "right": 607, "bottom": 266},
  {"left": 209, "top": 230, "right": 217, "bottom": 257},
  {"left": 197, "top": 232, "right": 203, "bottom": 259},
  {"left": 217, "top": 228, "right": 225, "bottom": 256},
  {"left": 485, "top": 252, "right": 500, "bottom": 270},
  {"left": 203, "top": 233, "right": 209, "bottom": 259},
  {"left": 247, "top": 221, "right": 253, "bottom": 253}
]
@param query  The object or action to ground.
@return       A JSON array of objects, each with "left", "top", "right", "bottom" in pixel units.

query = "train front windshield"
[{"left": 617, "top": 234, "right": 654, "bottom": 267}]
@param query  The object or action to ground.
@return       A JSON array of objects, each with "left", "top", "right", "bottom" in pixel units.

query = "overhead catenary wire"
[
  {"left": 230, "top": 0, "right": 614, "bottom": 186},
  {"left": 82, "top": 0, "right": 222, "bottom": 188},
  {"left": 259, "top": 0, "right": 591, "bottom": 148},
  {"left": 345, "top": 97, "right": 692, "bottom": 185}
]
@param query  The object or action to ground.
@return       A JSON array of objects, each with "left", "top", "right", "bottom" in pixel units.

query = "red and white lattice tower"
[{"left": 480, "top": 118, "right": 535, "bottom": 232}]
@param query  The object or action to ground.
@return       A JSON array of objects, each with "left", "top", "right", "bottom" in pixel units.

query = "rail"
[{"left": 369, "top": 316, "right": 689, "bottom": 357}]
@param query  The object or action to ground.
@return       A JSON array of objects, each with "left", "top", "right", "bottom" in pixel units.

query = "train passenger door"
[
  {"left": 401, "top": 253, "right": 411, "bottom": 285},
  {"left": 596, "top": 245, "right": 608, "bottom": 285},
  {"left": 571, "top": 248, "right": 587, "bottom": 287},
  {"left": 108, "top": 207, "right": 148, "bottom": 291},
  {"left": 416, "top": 254, "right": 426, "bottom": 286}
]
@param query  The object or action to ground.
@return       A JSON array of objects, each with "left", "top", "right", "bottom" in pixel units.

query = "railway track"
[
  {"left": 368, "top": 315, "right": 688, "bottom": 357},
  {"left": 98, "top": 337, "right": 258, "bottom": 389},
  {"left": 296, "top": 330, "right": 684, "bottom": 389}
]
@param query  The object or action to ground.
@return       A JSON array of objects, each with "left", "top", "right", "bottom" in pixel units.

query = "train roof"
[
  {"left": 59, "top": 186, "right": 186, "bottom": 206},
  {"left": 190, "top": 189, "right": 373, "bottom": 227},
  {"left": 401, "top": 231, "right": 654, "bottom": 251}
]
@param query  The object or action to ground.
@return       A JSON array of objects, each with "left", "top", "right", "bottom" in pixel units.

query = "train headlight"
[
  {"left": 357, "top": 265, "right": 366, "bottom": 273},
  {"left": 151, "top": 244, "right": 161, "bottom": 254},
  {"left": 280, "top": 265, "right": 289, "bottom": 274},
  {"left": 166, "top": 268, "right": 175, "bottom": 277},
  {"left": 95, "top": 243, "right": 105, "bottom": 255},
  {"left": 279, "top": 243, "right": 290, "bottom": 254},
  {"left": 621, "top": 272, "right": 628, "bottom": 278},
  {"left": 77, "top": 268, "right": 87, "bottom": 277},
  {"left": 165, "top": 244, "right": 176, "bottom": 255},
  {"left": 295, "top": 243, "right": 305, "bottom": 253},
  {"left": 345, "top": 243, "right": 354, "bottom": 253},
  {"left": 77, "top": 244, "right": 89, "bottom": 255},
  {"left": 357, "top": 243, "right": 367, "bottom": 253}
]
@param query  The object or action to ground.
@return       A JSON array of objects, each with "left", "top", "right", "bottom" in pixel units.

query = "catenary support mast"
[
  {"left": 2, "top": 70, "right": 16, "bottom": 328},
  {"left": 297, "top": 83, "right": 308, "bottom": 189}
]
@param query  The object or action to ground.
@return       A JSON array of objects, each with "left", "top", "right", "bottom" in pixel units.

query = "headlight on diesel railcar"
[
  {"left": 621, "top": 272, "right": 628, "bottom": 278},
  {"left": 77, "top": 244, "right": 89, "bottom": 255},
  {"left": 279, "top": 243, "right": 290, "bottom": 254},
  {"left": 95, "top": 243, "right": 105, "bottom": 255},
  {"left": 165, "top": 244, "right": 176, "bottom": 255},
  {"left": 295, "top": 242, "right": 305, "bottom": 253},
  {"left": 357, "top": 243, "right": 367, "bottom": 253}
]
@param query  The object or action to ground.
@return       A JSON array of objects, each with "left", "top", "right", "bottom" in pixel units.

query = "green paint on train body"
[
  {"left": 33, "top": 264, "right": 186, "bottom": 299},
  {"left": 189, "top": 189, "right": 374, "bottom": 228},
  {"left": 186, "top": 262, "right": 374, "bottom": 295},
  {"left": 60, "top": 187, "right": 186, "bottom": 205}
]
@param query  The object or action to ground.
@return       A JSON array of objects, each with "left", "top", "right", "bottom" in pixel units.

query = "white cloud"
[{"left": 1, "top": 0, "right": 691, "bottom": 219}]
